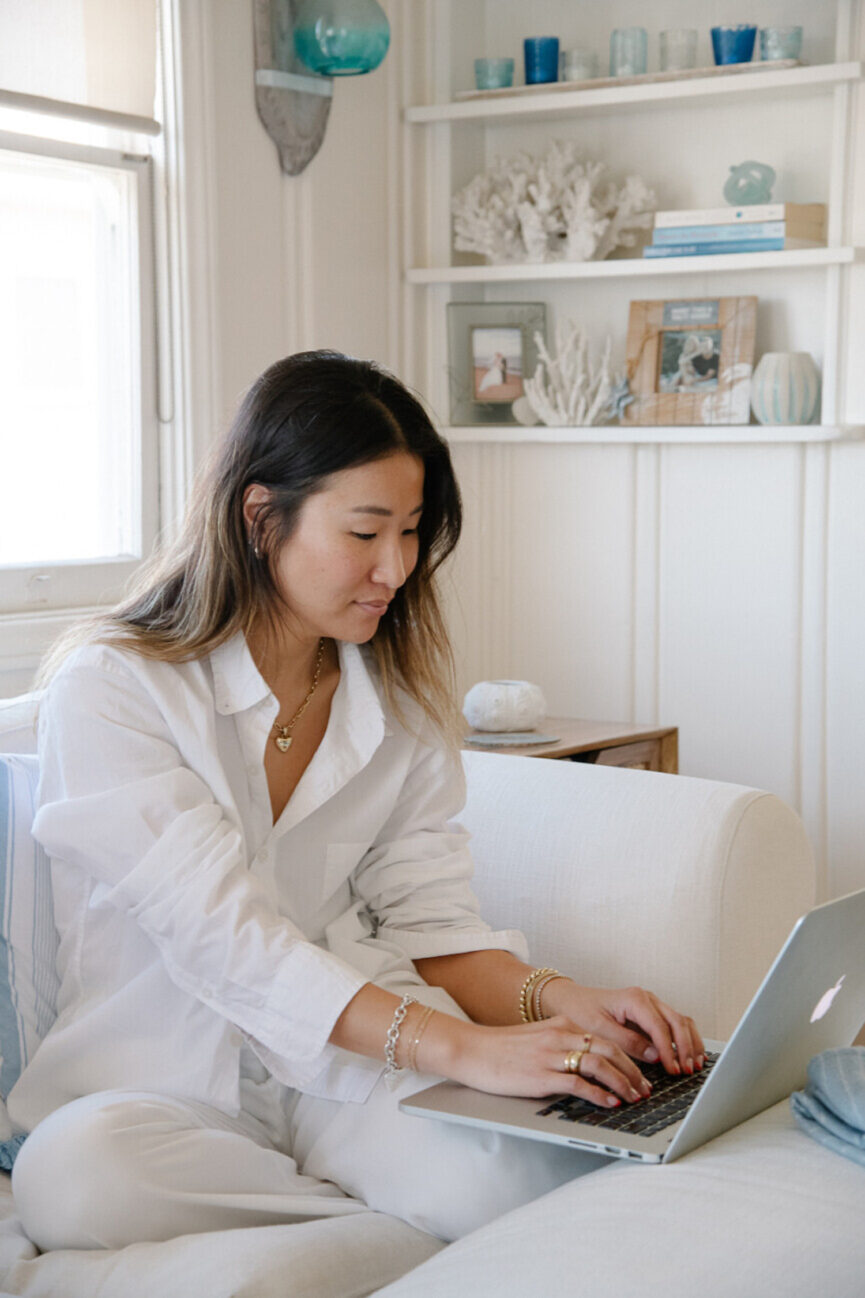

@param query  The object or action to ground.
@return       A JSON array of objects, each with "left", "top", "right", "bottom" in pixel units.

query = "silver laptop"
[{"left": 401, "top": 886, "right": 865, "bottom": 1164}]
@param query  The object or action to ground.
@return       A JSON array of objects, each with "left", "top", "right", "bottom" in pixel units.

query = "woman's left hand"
[{"left": 542, "top": 981, "right": 705, "bottom": 1076}]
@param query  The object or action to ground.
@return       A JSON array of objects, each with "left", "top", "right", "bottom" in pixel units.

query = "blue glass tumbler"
[
  {"left": 710, "top": 25, "right": 757, "bottom": 66},
  {"left": 524, "top": 37, "right": 559, "bottom": 85}
]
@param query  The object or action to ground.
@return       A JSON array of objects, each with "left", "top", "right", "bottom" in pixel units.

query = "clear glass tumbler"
[
  {"left": 560, "top": 48, "right": 598, "bottom": 82},
  {"left": 659, "top": 29, "right": 698, "bottom": 71},
  {"left": 610, "top": 27, "right": 648, "bottom": 77}
]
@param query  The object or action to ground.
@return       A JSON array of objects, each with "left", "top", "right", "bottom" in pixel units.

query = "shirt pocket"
[{"left": 323, "top": 841, "right": 371, "bottom": 900}]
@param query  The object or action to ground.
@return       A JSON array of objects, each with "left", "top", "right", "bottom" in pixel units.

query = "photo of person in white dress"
[{"left": 471, "top": 327, "right": 524, "bottom": 403}]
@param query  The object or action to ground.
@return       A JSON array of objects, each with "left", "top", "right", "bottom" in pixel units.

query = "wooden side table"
[{"left": 463, "top": 717, "right": 679, "bottom": 774}]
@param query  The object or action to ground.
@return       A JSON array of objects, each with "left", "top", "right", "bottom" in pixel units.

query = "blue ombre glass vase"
[{"left": 293, "top": 0, "right": 390, "bottom": 76}]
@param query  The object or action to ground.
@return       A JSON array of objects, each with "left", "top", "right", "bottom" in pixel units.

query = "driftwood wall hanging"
[
  {"left": 253, "top": 0, "right": 332, "bottom": 176},
  {"left": 253, "top": 0, "right": 390, "bottom": 176}
]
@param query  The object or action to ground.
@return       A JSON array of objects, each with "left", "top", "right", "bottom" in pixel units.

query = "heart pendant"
[{"left": 275, "top": 735, "right": 292, "bottom": 752}]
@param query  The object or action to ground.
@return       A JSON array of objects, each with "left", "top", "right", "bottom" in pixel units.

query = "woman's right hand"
[{"left": 434, "top": 1015, "right": 654, "bottom": 1107}]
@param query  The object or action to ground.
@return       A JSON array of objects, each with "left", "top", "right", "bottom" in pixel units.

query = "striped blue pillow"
[{"left": 0, "top": 754, "right": 60, "bottom": 1099}]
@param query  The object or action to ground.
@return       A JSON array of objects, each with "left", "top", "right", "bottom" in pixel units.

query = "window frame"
[{"left": 0, "top": 127, "right": 159, "bottom": 615}]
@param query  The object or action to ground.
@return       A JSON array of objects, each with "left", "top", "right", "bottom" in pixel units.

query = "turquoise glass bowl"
[
  {"left": 474, "top": 58, "right": 514, "bottom": 90},
  {"left": 294, "top": 0, "right": 390, "bottom": 76}
]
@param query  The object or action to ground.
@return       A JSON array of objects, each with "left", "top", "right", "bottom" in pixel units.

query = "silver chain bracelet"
[{"left": 384, "top": 994, "right": 417, "bottom": 1080}]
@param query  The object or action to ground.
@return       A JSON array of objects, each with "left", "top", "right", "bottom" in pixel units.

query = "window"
[{"left": 0, "top": 128, "right": 158, "bottom": 614}]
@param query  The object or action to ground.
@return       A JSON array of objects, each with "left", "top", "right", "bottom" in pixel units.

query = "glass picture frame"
[{"left": 447, "top": 301, "right": 547, "bottom": 425}]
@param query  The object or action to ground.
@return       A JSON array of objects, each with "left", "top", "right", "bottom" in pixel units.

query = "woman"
[{"left": 9, "top": 352, "right": 703, "bottom": 1251}]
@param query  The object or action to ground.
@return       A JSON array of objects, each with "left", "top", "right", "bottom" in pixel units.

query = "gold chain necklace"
[{"left": 272, "top": 638, "right": 325, "bottom": 753}]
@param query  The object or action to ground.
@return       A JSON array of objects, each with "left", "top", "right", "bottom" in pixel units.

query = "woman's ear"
[{"left": 242, "top": 484, "right": 271, "bottom": 547}]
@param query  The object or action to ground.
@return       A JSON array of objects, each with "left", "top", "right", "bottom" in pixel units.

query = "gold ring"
[{"left": 563, "top": 1050, "right": 585, "bottom": 1074}]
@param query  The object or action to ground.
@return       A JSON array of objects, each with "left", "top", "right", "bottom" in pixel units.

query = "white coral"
[
  {"left": 523, "top": 321, "right": 619, "bottom": 427},
  {"left": 452, "top": 141, "right": 655, "bottom": 264}
]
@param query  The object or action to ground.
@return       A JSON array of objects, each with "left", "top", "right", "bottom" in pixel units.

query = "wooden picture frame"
[{"left": 622, "top": 296, "right": 757, "bottom": 426}]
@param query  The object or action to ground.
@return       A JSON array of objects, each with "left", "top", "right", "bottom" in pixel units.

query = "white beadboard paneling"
[
  {"left": 826, "top": 442, "right": 865, "bottom": 897},
  {"left": 447, "top": 443, "right": 515, "bottom": 697},
  {"left": 658, "top": 446, "right": 802, "bottom": 803},
  {"left": 633, "top": 444, "right": 661, "bottom": 723},
  {"left": 449, "top": 443, "right": 635, "bottom": 718}
]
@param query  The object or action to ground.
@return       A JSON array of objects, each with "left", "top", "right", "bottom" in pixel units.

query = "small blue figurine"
[
  {"left": 607, "top": 378, "right": 635, "bottom": 422},
  {"left": 723, "top": 161, "right": 776, "bottom": 206}
]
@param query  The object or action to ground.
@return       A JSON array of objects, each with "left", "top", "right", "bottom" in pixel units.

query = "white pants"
[{"left": 12, "top": 1047, "right": 608, "bottom": 1251}]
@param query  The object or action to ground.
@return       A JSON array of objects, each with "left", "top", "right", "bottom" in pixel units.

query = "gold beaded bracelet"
[{"left": 519, "top": 967, "right": 561, "bottom": 1022}]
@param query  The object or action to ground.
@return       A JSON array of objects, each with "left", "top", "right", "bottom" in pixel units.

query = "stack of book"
[{"left": 643, "top": 203, "right": 827, "bottom": 258}]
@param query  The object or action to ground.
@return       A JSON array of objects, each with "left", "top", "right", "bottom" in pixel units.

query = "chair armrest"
[{"left": 460, "top": 752, "right": 815, "bottom": 1038}]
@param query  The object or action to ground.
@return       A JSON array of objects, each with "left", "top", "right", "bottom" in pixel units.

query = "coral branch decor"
[
  {"left": 523, "top": 320, "right": 621, "bottom": 427},
  {"left": 452, "top": 140, "right": 656, "bottom": 264}
]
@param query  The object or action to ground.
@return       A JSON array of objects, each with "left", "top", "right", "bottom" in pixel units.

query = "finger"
[
  {"left": 552, "top": 1024, "right": 652, "bottom": 1097},
  {"left": 658, "top": 1007, "right": 705, "bottom": 1073},
  {"left": 579, "top": 1049, "right": 651, "bottom": 1104},
  {"left": 614, "top": 991, "right": 680, "bottom": 1072},
  {"left": 553, "top": 1071, "right": 623, "bottom": 1108},
  {"left": 597, "top": 1018, "right": 663, "bottom": 1066}
]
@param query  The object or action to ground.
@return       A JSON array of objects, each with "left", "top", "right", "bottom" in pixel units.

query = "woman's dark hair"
[{"left": 40, "top": 351, "right": 463, "bottom": 737}]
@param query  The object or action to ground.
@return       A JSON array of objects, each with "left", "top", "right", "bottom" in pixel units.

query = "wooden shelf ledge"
[{"left": 443, "top": 425, "right": 865, "bottom": 446}]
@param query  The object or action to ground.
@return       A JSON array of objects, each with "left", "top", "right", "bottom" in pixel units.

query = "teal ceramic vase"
[
  {"left": 294, "top": 0, "right": 390, "bottom": 76},
  {"left": 750, "top": 352, "right": 821, "bottom": 425}
]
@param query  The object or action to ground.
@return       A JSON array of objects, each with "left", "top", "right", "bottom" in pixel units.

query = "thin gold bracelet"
[
  {"left": 407, "top": 1005, "right": 435, "bottom": 1072},
  {"left": 532, "top": 971, "right": 566, "bottom": 1022}
]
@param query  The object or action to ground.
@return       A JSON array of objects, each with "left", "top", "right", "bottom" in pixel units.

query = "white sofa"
[{"left": 1, "top": 704, "right": 863, "bottom": 1297}]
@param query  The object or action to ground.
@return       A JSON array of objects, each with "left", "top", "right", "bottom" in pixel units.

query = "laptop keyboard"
[{"left": 536, "top": 1051, "right": 720, "bottom": 1137}]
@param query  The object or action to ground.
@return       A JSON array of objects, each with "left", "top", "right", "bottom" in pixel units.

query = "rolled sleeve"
[
  {"left": 33, "top": 653, "right": 368, "bottom": 1065},
  {"left": 353, "top": 727, "right": 528, "bottom": 964}
]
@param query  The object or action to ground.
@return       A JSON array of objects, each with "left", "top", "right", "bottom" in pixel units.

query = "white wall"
[{"left": 3, "top": 0, "right": 863, "bottom": 904}]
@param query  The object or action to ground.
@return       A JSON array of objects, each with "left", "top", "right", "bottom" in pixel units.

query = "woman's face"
[{"left": 257, "top": 451, "right": 425, "bottom": 645}]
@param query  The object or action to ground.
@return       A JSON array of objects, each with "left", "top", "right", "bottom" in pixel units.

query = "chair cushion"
[{"left": 0, "top": 755, "right": 59, "bottom": 1099}]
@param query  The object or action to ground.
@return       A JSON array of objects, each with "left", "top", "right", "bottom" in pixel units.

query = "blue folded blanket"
[{"left": 790, "top": 1047, "right": 865, "bottom": 1167}]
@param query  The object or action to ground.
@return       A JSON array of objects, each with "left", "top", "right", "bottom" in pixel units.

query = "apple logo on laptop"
[{"left": 811, "top": 975, "right": 845, "bottom": 1023}]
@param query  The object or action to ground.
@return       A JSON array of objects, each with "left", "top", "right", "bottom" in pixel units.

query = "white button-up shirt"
[{"left": 7, "top": 635, "right": 527, "bottom": 1133}]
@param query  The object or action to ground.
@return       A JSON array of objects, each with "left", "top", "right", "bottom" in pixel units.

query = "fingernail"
[
  {"left": 629, "top": 1087, "right": 642, "bottom": 1102},
  {"left": 607, "top": 1095, "right": 621, "bottom": 1107},
  {"left": 696, "top": 1055, "right": 705, "bottom": 1069},
  {"left": 671, "top": 1062, "right": 681, "bottom": 1075},
  {"left": 641, "top": 1080, "right": 652, "bottom": 1096},
  {"left": 686, "top": 1057, "right": 694, "bottom": 1074},
  {"left": 643, "top": 1046, "right": 659, "bottom": 1062}
]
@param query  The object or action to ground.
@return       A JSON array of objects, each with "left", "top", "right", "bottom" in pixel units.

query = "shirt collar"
[
  {"left": 209, "top": 632, "right": 271, "bottom": 716},
  {"left": 208, "top": 632, "right": 393, "bottom": 740}
]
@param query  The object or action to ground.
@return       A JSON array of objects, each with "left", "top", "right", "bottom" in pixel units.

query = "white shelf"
[
  {"left": 444, "top": 425, "right": 865, "bottom": 446},
  {"left": 406, "top": 61, "right": 862, "bottom": 124},
  {"left": 407, "top": 246, "right": 862, "bottom": 285}
]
